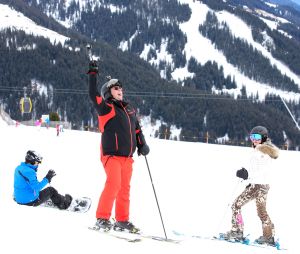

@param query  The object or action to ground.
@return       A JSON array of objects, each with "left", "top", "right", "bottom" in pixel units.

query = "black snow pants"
[{"left": 24, "top": 187, "right": 67, "bottom": 209}]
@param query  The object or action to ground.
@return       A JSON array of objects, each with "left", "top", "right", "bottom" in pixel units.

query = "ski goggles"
[
  {"left": 107, "top": 79, "right": 123, "bottom": 89},
  {"left": 112, "top": 86, "right": 123, "bottom": 91},
  {"left": 249, "top": 133, "right": 262, "bottom": 142}
]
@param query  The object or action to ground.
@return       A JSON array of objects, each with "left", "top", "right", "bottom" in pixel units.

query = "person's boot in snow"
[
  {"left": 94, "top": 218, "right": 112, "bottom": 231},
  {"left": 222, "top": 230, "right": 244, "bottom": 241},
  {"left": 255, "top": 236, "right": 276, "bottom": 246},
  {"left": 113, "top": 221, "right": 140, "bottom": 233}
]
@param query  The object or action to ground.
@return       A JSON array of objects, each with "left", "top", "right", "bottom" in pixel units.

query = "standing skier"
[
  {"left": 88, "top": 61, "right": 150, "bottom": 232},
  {"left": 14, "top": 150, "right": 72, "bottom": 209},
  {"left": 223, "top": 126, "right": 279, "bottom": 246},
  {"left": 56, "top": 123, "right": 60, "bottom": 136}
]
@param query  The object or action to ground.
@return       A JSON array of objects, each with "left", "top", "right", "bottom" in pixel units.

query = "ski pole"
[
  {"left": 144, "top": 156, "right": 168, "bottom": 240},
  {"left": 86, "top": 44, "right": 92, "bottom": 61},
  {"left": 216, "top": 179, "right": 243, "bottom": 233}
]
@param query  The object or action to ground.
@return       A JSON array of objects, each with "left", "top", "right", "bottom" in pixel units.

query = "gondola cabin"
[{"left": 20, "top": 97, "right": 32, "bottom": 113}]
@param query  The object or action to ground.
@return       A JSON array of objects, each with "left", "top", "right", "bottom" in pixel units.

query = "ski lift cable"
[{"left": 0, "top": 86, "right": 290, "bottom": 102}]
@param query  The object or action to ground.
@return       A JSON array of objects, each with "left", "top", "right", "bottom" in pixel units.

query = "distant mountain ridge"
[
  {"left": 22, "top": 0, "right": 300, "bottom": 86},
  {"left": 1, "top": 0, "right": 300, "bottom": 149},
  {"left": 268, "top": 0, "right": 300, "bottom": 11}
]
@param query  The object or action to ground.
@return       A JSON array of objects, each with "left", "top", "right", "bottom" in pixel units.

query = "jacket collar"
[
  {"left": 110, "top": 99, "right": 128, "bottom": 107},
  {"left": 21, "top": 162, "right": 38, "bottom": 171}
]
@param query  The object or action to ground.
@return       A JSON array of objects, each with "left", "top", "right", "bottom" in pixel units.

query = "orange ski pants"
[{"left": 96, "top": 156, "right": 133, "bottom": 221}]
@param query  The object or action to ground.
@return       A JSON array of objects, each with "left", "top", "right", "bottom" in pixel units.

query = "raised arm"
[
  {"left": 88, "top": 60, "right": 101, "bottom": 106},
  {"left": 87, "top": 60, "right": 116, "bottom": 132}
]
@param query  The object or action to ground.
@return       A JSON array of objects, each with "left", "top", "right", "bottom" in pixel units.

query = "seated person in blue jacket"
[{"left": 14, "top": 150, "right": 72, "bottom": 209}]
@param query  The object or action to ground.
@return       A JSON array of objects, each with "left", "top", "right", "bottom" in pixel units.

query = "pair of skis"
[
  {"left": 88, "top": 226, "right": 181, "bottom": 244},
  {"left": 89, "top": 226, "right": 287, "bottom": 250},
  {"left": 172, "top": 230, "right": 287, "bottom": 251}
]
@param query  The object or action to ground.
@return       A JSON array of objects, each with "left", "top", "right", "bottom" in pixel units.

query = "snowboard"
[{"left": 41, "top": 197, "right": 92, "bottom": 213}]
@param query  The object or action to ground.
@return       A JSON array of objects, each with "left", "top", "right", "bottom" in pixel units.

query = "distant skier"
[
  {"left": 223, "top": 126, "right": 279, "bottom": 246},
  {"left": 56, "top": 124, "right": 60, "bottom": 136},
  {"left": 14, "top": 150, "right": 72, "bottom": 209},
  {"left": 88, "top": 60, "right": 150, "bottom": 233}
]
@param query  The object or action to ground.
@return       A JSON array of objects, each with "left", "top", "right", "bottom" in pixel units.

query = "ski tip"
[
  {"left": 243, "top": 238, "right": 250, "bottom": 245},
  {"left": 218, "top": 233, "right": 225, "bottom": 240},
  {"left": 172, "top": 230, "right": 180, "bottom": 236}
]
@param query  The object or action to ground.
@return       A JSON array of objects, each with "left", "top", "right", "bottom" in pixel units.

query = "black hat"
[
  {"left": 25, "top": 150, "right": 43, "bottom": 164},
  {"left": 250, "top": 126, "right": 268, "bottom": 143}
]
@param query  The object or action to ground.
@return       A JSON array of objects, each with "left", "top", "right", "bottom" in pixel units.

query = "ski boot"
[
  {"left": 94, "top": 218, "right": 112, "bottom": 232},
  {"left": 59, "top": 194, "right": 73, "bottom": 210},
  {"left": 113, "top": 221, "right": 140, "bottom": 234},
  {"left": 221, "top": 230, "right": 244, "bottom": 242},
  {"left": 255, "top": 236, "right": 276, "bottom": 246}
]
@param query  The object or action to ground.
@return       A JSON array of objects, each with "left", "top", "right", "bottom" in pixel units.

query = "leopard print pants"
[{"left": 231, "top": 184, "right": 275, "bottom": 238}]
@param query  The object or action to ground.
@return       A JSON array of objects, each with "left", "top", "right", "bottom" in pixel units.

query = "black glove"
[
  {"left": 136, "top": 128, "right": 149, "bottom": 156},
  {"left": 236, "top": 167, "right": 248, "bottom": 180},
  {"left": 45, "top": 169, "right": 56, "bottom": 183},
  {"left": 87, "top": 60, "right": 98, "bottom": 74},
  {"left": 138, "top": 144, "right": 150, "bottom": 156}
]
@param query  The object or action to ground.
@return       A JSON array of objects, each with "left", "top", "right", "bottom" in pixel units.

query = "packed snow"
[{"left": 0, "top": 115, "right": 299, "bottom": 254}]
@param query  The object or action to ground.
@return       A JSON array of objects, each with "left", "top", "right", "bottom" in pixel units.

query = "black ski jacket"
[{"left": 89, "top": 74, "right": 146, "bottom": 157}]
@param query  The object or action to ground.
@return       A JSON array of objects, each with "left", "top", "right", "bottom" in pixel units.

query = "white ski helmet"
[{"left": 101, "top": 78, "right": 122, "bottom": 100}]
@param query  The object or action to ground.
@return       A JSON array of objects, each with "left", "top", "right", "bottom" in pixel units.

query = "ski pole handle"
[{"left": 86, "top": 44, "right": 92, "bottom": 61}]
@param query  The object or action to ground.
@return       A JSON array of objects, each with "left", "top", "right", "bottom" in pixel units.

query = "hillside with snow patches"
[
  {"left": 1, "top": 113, "right": 300, "bottom": 254},
  {"left": 0, "top": 4, "right": 68, "bottom": 45},
  {"left": 1, "top": 1, "right": 300, "bottom": 103},
  {"left": 157, "top": 0, "right": 300, "bottom": 102}
]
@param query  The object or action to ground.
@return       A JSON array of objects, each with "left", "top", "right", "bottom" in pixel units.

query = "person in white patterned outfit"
[{"left": 224, "top": 126, "right": 279, "bottom": 246}]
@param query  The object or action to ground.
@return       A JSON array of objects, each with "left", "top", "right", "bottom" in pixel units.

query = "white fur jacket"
[{"left": 247, "top": 139, "right": 279, "bottom": 184}]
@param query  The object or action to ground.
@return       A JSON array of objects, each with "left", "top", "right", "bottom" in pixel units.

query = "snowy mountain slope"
[
  {"left": 173, "top": 0, "right": 300, "bottom": 102},
  {"left": 269, "top": 0, "right": 300, "bottom": 11},
  {"left": 292, "top": 0, "right": 300, "bottom": 5},
  {"left": 0, "top": 4, "right": 68, "bottom": 45},
  {"left": 48, "top": 0, "right": 124, "bottom": 28},
  {"left": 6, "top": 0, "right": 300, "bottom": 102},
  {"left": 2, "top": 0, "right": 300, "bottom": 148},
  {"left": 0, "top": 115, "right": 299, "bottom": 254}
]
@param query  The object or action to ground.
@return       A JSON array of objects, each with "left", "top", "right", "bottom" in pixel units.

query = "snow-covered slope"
[
  {"left": 0, "top": 4, "right": 68, "bottom": 45},
  {"left": 0, "top": 116, "right": 299, "bottom": 254},
  {"left": 173, "top": 0, "right": 300, "bottom": 101},
  {"left": 2, "top": 0, "right": 300, "bottom": 103}
]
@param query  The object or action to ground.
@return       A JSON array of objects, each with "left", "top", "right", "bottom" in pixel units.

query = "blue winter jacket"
[{"left": 14, "top": 162, "right": 49, "bottom": 204}]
